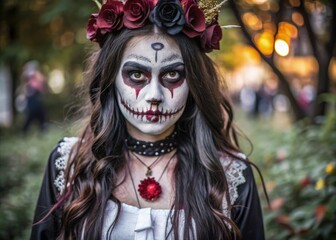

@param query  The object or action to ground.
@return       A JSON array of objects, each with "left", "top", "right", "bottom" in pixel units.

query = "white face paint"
[{"left": 115, "top": 34, "right": 189, "bottom": 139}]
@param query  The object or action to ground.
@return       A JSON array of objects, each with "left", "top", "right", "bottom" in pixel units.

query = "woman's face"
[{"left": 115, "top": 34, "right": 189, "bottom": 139}]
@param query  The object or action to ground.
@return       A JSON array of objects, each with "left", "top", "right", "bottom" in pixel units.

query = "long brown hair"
[{"left": 58, "top": 24, "right": 244, "bottom": 239}]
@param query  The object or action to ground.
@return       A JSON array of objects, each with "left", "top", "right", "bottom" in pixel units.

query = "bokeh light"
[
  {"left": 292, "top": 12, "right": 304, "bottom": 27},
  {"left": 275, "top": 39, "right": 289, "bottom": 57},
  {"left": 255, "top": 31, "right": 274, "bottom": 56},
  {"left": 243, "top": 12, "right": 263, "bottom": 30},
  {"left": 289, "top": 0, "right": 300, "bottom": 7},
  {"left": 48, "top": 70, "right": 65, "bottom": 94}
]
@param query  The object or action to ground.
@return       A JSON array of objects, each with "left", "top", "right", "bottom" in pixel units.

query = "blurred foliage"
[
  {"left": 236, "top": 95, "right": 336, "bottom": 239},
  {"left": 260, "top": 97, "right": 336, "bottom": 239},
  {"left": 0, "top": 125, "right": 70, "bottom": 240},
  {"left": 210, "top": 8, "right": 245, "bottom": 70},
  {"left": 0, "top": 0, "right": 100, "bottom": 126},
  {"left": 0, "top": 0, "right": 95, "bottom": 67}
]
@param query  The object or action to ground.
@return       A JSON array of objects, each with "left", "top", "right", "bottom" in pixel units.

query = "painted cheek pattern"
[{"left": 121, "top": 68, "right": 152, "bottom": 99}]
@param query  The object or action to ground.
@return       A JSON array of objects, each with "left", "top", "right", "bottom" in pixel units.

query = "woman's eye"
[
  {"left": 168, "top": 72, "right": 177, "bottom": 77},
  {"left": 163, "top": 71, "right": 180, "bottom": 81},
  {"left": 130, "top": 72, "right": 145, "bottom": 81}
]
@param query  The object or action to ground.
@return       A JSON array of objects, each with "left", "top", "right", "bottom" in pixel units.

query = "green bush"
[
  {"left": 263, "top": 107, "right": 336, "bottom": 239},
  {"left": 0, "top": 126, "right": 69, "bottom": 240}
]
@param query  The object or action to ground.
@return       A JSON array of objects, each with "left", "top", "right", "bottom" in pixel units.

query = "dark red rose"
[
  {"left": 87, "top": 14, "right": 98, "bottom": 40},
  {"left": 181, "top": 0, "right": 206, "bottom": 38},
  {"left": 124, "top": 0, "right": 155, "bottom": 29},
  {"left": 97, "top": 1, "right": 124, "bottom": 33},
  {"left": 200, "top": 23, "right": 222, "bottom": 52},
  {"left": 150, "top": 0, "right": 185, "bottom": 35},
  {"left": 87, "top": 14, "right": 105, "bottom": 43}
]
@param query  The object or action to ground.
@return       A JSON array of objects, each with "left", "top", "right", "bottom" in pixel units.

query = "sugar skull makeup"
[{"left": 115, "top": 34, "right": 189, "bottom": 136}]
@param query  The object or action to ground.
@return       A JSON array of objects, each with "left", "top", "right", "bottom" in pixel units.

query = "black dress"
[{"left": 30, "top": 138, "right": 265, "bottom": 240}]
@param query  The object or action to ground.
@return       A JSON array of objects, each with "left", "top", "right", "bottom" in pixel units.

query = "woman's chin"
[{"left": 126, "top": 121, "right": 176, "bottom": 141}]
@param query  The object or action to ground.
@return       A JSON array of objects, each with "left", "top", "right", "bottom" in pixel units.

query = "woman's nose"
[{"left": 144, "top": 79, "right": 164, "bottom": 103}]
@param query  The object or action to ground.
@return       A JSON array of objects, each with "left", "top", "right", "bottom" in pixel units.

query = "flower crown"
[{"left": 87, "top": 0, "right": 227, "bottom": 52}]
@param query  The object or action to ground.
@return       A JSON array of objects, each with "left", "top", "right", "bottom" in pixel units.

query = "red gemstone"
[
  {"left": 147, "top": 183, "right": 157, "bottom": 195},
  {"left": 138, "top": 177, "right": 162, "bottom": 201}
]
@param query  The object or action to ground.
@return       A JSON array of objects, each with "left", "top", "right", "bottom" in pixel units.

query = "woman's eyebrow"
[
  {"left": 126, "top": 54, "right": 152, "bottom": 63},
  {"left": 161, "top": 54, "right": 183, "bottom": 64},
  {"left": 122, "top": 61, "right": 152, "bottom": 72},
  {"left": 160, "top": 62, "right": 185, "bottom": 72}
]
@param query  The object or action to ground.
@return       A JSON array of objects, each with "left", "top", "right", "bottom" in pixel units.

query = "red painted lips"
[{"left": 146, "top": 110, "right": 160, "bottom": 122}]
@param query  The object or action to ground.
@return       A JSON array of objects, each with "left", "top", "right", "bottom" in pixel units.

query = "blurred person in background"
[
  {"left": 30, "top": 0, "right": 265, "bottom": 239},
  {"left": 21, "top": 61, "right": 48, "bottom": 134}
]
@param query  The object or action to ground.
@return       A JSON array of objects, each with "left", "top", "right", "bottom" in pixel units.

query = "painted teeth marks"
[
  {"left": 119, "top": 97, "right": 183, "bottom": 123},
  {"left": 151, "top": 42, "right": 164, "bottom": 63}
]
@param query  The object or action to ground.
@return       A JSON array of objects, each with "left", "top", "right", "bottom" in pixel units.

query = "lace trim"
[
  {"left": 54, "top": 137, "right": 78, "bottom": 193},
  {"left": 220, "top": 152, "right": 247, "bottom": 218}
]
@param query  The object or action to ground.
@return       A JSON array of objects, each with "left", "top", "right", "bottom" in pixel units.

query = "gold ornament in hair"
[{"left": 198, "top": 0, "right": 228, "bottom": 24}]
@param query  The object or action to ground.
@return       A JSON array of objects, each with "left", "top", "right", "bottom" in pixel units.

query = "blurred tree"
[
  {"left": 0, "top": 0, "right": 96, "bottom": 125},
  {"left": 229, "top": 0, "right": 336, "bottom": 122}
]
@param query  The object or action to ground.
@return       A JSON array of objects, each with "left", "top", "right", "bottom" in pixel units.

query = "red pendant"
[{"left": 138, "top": 177, "right": 162, "bottom": 201}]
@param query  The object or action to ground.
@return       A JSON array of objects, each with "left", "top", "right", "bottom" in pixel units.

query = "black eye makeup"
[
  {"left": 120, "top": 60, "right": 185, "bottom": 89},
  {"left": 162, "top": 71, "right": 181, "bottom": 83},
  {"left": 121, "top": 62, "right": 152, "bottom": 86},
  {"left": 160, "top": 62, "right": 185, "bottom": 85}
]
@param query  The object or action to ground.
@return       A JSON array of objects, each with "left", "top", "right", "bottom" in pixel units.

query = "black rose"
[{"left": 149, "top": 0, "right": 185, "bottom": 35}]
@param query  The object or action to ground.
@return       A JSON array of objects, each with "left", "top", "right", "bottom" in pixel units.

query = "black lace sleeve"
[
  {"left": 232, "top": 164, "right": 265, "bottom": 240},
  {"left": 30, "top": 140, "right": 66, "bottom": 240},
  {"left": 30, "top": 137, "right": 78, "bottom": 240}
]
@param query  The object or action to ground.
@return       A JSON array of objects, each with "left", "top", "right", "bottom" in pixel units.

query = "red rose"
[
  {"left": 87, "top": 14, "right": 99, "bottom": 41},
  {"left": 87, "top": 14, "right": 105, "bottom": 43},
  {"left": 180, "top": 0, "right": 196, "bottom": 5},
  {"left": 200, "top": 23, "right": 222, "bottom": 52},
  {"left": 181, "top": 0, "right": 206, "bottom": 38},
  {"left": 97, "top": 1, "right": 124, "bottom": 33},
  {"left": 124, "top": 0, "right": 155, "bottom": 29}
]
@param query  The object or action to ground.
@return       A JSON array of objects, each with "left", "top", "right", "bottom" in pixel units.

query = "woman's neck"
[
  {"left": 125, "top": 128, "right": 178, "bottom": 157},
  {"left": 126, "top": 124, "right": 175, "bottom": 142}
]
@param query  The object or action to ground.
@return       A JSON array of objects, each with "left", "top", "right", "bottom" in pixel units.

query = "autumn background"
[{"left": 0, "top": 0, "right": 335, "bottom": 239}]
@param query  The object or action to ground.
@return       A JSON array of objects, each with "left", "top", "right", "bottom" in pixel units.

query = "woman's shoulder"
[
  {"left": 50, "top": 137, "right": 79, "bottom": 194},
  {"left": 219, "top": 152, "right": 248, "bottom": 183},
  {"left": 218, "top": 152, "right": 250, "bottom": 204}
]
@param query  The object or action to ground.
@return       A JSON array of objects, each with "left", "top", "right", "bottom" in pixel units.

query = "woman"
[{"left": 31, "top": 0, "right": 265, "bottom": 239}]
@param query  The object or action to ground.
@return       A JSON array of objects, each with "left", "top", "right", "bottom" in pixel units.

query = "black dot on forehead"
[{"left": 151, "top": 42, "right": 164, "bottom": 51}]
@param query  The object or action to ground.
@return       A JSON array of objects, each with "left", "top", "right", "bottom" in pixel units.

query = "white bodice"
[{"left": 102, "top": 201, "right": 178, "bottom": 240}]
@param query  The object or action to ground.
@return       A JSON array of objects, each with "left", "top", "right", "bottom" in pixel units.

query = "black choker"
[{"left": 125, "top": 131, "right": 178, "bottom": 156}]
